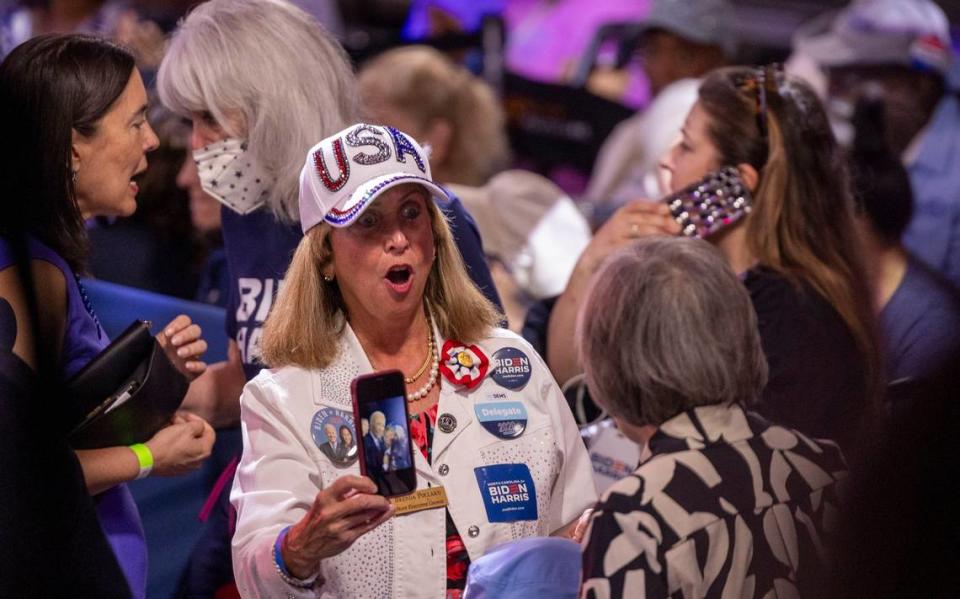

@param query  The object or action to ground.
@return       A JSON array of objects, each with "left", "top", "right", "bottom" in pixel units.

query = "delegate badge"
[
  {"left": 474, "top": 464, "right": 538, "bottom": 522},
  {"left": 490, "top": 347, "right": 532, "bottom": 390},
  {"left": 438, "top": 340, "right": 489, "bottom": 390},
  {"left": 474, "top": 401, "right": 527, "bottom": 439},
  {"left": 310, "top": 407, "right": 359, "bottom": 467}
]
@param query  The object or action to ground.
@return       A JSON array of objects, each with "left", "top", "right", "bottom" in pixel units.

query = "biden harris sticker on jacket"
[
  {"left": 474, "top": 401, "right": 527, "bottom": 439},
  {"left": 474, "top": 464, "right": 538, "bottom": 522},
  {"left": 491, "top": 347, "right": 532, "bottom": 390},
  {"left": 311, "top": 408, "right": 359, "bottom": 467}
]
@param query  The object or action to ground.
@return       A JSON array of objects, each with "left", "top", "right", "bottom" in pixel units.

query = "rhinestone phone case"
[{"left": 665, "top": 167, "right": 752, "bottom": 239}]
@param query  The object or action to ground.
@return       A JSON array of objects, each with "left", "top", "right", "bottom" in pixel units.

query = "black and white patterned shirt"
[{"left": 580, "top": 404, "right": 847, "bottom": 598}]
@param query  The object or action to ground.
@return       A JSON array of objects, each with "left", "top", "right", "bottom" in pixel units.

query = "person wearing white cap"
[
  {"left": 230, "top": 123, "right": 597, "bottom": 598},
  {"left": 157, "top": 1, "right": 504, "bottom": 595},
  {"left": 793, "top": 0, "right": 960, "bottom": 288}
]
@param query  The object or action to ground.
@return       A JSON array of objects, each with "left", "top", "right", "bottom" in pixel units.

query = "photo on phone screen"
[{"left": 352, "top": 371, "right": 417, "bottom": 497}]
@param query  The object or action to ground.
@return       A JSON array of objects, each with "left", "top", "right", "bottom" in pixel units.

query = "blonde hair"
[
  {"left": 358, "top": 46, "right": 508, "bottom": 186},
  {"left": 261, "top": 194, "right": 501, "bottom": 369}
]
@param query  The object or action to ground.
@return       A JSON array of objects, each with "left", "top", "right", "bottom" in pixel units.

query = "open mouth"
[
  {"left": 386, "top": 265, "right": 412, "bottom": 285},
  {"left": 129, "top": 170, "right": 146, "bottom": 194}
]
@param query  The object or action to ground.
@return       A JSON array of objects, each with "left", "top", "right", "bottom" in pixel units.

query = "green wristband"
[{"left": 129, "top": 443, "right": 154, "bottom": 480}]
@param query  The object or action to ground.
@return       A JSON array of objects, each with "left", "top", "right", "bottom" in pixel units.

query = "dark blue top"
[
  {"left": 223, "top": 191, "right": 503, "bottom": 381},
  {"left": 903, "top": 91, "right": 960, "bottom": 287},
  {"left": 880, "top": 254, "right": 960, "bottom": 383},
  {"left": 0, "top": 235, "right": 146, "bottom": 599},
  {"left": 195, "top": 247, "right": 230, "bottom": 308},
  {"left": 363, "top": 432, "right": 387, "bottom": 471}
]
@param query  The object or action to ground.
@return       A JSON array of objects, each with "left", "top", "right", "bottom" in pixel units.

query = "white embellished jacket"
[{"left": 230, "top": 324, "right": 597, "bottom": 598}]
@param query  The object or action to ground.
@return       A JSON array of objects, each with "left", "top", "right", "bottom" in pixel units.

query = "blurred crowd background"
[{"left": 3, "top": 0, "right": 960, "bottom": 597}]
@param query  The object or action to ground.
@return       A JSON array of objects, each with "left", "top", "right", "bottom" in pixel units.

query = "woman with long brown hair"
[
  {"left": 674, "top": 66, "right": 879, "bottom": 445},
  {"left": 552, "top": 65, "right": 879, "bottom": 450}
]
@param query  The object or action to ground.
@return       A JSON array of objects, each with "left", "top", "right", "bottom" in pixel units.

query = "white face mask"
[{"left": 193, "top": 138, "right": 275, "bottom": 215}]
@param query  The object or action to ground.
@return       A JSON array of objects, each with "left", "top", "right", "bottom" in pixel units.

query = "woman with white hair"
[
  {"left": 157, "top": 0, "right": 502, "bottom": 594},
  {"left": 578, "top": 237, "right": 847, "bottom": 598},
  {"left": 231, "top": 123, "right": 596, "bottom": 597},
  {"left": 157, "top": 0, "right": 357, "bottom": 425}
]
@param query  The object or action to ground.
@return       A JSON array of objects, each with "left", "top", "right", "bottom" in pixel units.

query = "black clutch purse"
[{"left": 65, "top": 320, "right": 189, "bottom": 449}]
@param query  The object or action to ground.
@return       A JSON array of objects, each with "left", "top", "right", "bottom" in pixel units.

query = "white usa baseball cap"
[
  {"left": 793, "top": 0, "right": 952, "bottom": 75},
  {"left": 299, "top": 123, "right": 450, "bottom": 234}
]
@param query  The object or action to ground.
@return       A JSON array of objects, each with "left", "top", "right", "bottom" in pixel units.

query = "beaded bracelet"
[{"left": 273, "top": 526, "right": 316, "bottom": 589}]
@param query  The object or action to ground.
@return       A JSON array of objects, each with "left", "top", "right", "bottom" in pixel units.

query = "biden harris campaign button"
[
  {"left": 490, "top": 347, "right": 532, "bottom": 390},
  {"left": 474, "top": 401, "right": 527, "bottom": 439},
  {"left": 310, "top": 407, "right": 358, "bottom": 467},
  {"left": 474, "top": 464, "right": 538, "bottom": 522}
]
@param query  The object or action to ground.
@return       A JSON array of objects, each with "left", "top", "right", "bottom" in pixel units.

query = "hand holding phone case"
[
  {"left": 665, "top": 166, "right": 752, "bottom": 239},
  {"left": 65, "top": 320, "right": 190, "bottom": 449}
]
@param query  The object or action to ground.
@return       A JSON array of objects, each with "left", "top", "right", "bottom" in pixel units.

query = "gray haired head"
[
  {"left": 577, "top": 237, "right": 768, "bottom": 427},
  {"left": 157, "top": 0, "right": 358, "bottom": 223}
]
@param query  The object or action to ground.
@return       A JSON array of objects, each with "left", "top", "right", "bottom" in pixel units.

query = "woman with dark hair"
[
  {"left": 551, "top": 66, "right": 880, "bottom": 451},
  {"left": 338, "top": 424, "right": 356, "bottom": 460},
  {"left": 849, "top": 91, "right": 960, "bottom": 391},
  {"left": 665, "top": 66, "right": 880, "bottom": 447},
  {"left": 0, "top": 34, "right": 215, "bottom": 598}
]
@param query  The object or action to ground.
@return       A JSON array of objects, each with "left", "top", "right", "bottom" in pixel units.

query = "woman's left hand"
[
  {"left": 570, "top": 508, "right": 594, "bottom": 543},
  {"left": 157, "top": 315, "right": 208, "bottom": 380},
  {"left": 554, "top": 508, "right": 594, "bottom": 543}
]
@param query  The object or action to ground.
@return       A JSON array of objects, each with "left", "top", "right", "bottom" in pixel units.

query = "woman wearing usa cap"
[
  {"left": 230, "top": 123, "right": 597, "bottom": 598},
  {"left": 158, "top": 1, "right": 503, "bottom": 593}
]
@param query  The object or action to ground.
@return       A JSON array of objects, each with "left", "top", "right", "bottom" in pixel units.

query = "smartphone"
[
  {"left": 664, "top": 166, "right": 752, "bottom": 239},
  {"left": 351, "top": 370, "right": 418, "bottom": 497}
]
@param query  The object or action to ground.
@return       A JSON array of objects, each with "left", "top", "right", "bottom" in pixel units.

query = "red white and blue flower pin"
[{"left": 439, "top": 340, "right": 489, "bottom": 390}]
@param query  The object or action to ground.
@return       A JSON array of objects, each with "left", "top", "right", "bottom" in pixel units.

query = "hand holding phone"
[
  {"left": 352, "top": 370, "right": 418, "bottom": 498},
  {"left": 281, "top": 476, "right": 394, "bottom": 578},
  {"left": 664, "top": 166, "right": 752, "bottom": 239}
]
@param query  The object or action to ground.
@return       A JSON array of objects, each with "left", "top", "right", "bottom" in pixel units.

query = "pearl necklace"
[
  {"left": 406, "top": 311, "right": 439, "bottom": 402},
  {"left": 366, "top": 309, "right": 439, "bottom": 403}
]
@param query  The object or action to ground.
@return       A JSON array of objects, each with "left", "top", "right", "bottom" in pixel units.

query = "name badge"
[
  {"left": 474, "top": 464, "right": 538, "bottom": 522},
  {"left": 491, "top": 347, "right": 532, "bottom": 390},
  {"left": 474, "top": 401, "right": 527, "bottom": 439},
  {"left": 390, "top": 486, "right": 448, "bottom": 516}
]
